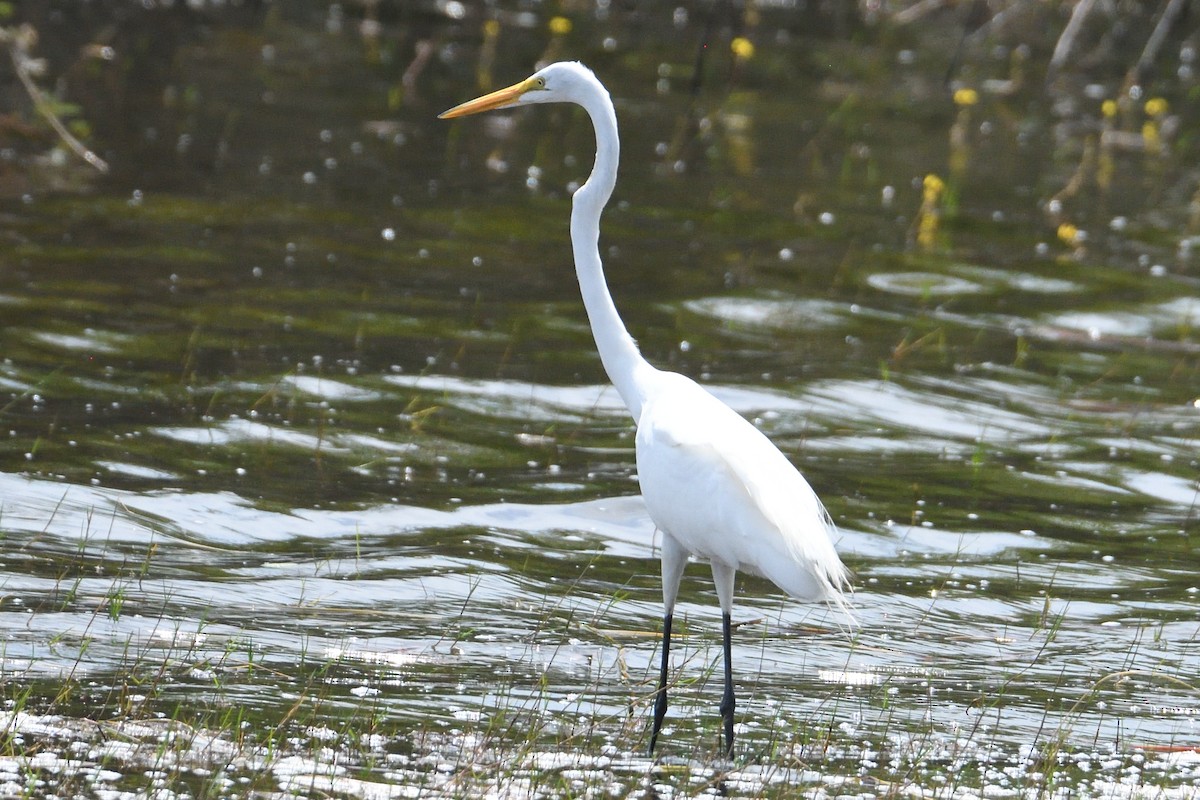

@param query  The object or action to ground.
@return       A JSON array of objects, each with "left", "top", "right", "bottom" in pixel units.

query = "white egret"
[{"left": 440, "top": 61, "right": 852, "bottom": 757}]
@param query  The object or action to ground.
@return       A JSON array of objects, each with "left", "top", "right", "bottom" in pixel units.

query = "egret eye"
[{"left": 535, "top": 77, "right": 546, "bottom": 88}]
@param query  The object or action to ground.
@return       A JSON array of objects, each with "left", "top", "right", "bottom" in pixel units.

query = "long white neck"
[{"left": 569, "top": 79, "right": 654, "bottom": 421}]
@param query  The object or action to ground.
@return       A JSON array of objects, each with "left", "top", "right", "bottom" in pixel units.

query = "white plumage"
[
  {"left": 636, "top": 370, "right": 849, "bottom": 606},
  {"left": 441, "top": 60, "right": 852, "bottom": 758}
]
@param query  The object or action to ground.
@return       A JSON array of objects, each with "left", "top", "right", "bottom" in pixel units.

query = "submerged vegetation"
[{"left": 0, "top": 1, "right": 1198, "bottom": 797}]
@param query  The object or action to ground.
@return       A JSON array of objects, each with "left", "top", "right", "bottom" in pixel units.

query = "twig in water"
[
  {"left": 1048, "top": 0, "right": 1097, "bottom": 78},
  {"left": 1130, "top": 0, "right": 1187, "bottom": 85},
  {"left": 2, "top": 25, "right": 109, "bottom": 173}
]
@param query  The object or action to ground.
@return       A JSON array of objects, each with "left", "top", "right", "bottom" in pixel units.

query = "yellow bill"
[{"left": 438, "top": 77, "right": 538, "bottom": 119}]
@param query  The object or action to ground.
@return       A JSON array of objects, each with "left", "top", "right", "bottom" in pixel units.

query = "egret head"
[{"left": 438, "top": 62, "right": 597, "bottom": 119}]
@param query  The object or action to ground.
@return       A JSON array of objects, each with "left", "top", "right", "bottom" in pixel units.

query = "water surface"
[{"left": 1, "top": 3, "right": 1198, "bottom": 797}]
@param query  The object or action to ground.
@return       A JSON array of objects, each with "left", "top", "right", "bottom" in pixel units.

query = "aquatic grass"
[{"left": 2, "top": 596, "right": 1199, "bottom": 799}]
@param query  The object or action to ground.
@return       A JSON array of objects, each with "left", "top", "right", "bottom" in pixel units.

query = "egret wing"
[{"left": 635, "top": 374, "right": 849, "bottom": 606}]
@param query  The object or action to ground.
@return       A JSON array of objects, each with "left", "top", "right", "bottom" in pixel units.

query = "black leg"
[
  {"left": 719, "top": 611, "right": 735, "bottom": 758},
  {"left": 649, "top": 612, "right": 673, "bottom": 755}
]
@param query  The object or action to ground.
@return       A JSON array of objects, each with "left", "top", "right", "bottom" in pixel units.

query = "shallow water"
[{"left": 1, "top": 3, "right": 1198, "bottom": 797}]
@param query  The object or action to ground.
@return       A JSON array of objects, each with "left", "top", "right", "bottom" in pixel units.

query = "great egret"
[{"left": 440, "top": 61, "right": 852, "bottom": 758}]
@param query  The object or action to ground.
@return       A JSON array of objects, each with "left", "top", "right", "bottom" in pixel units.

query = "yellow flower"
[
  {"left": 953, "top": 88, "right": 978, "bottom": 107},
  {"left": 917, "top": 213, "right": 939, "bottom": 248},
  {"left": 549, "top": 16, "right": 572, "bottom": 35},
  {"left": 916, "top": 174, "right": 945, "bottom": 249},
  {"left": 922, "top": 173, "right": 945, "bottom": 203},
  {"left": 1143, "top": 120, "right": 1161, "bottom": 153},
  {"left": 1056, "top": 223, "right": 1079, "bottom": 245},
  {"left": 1101, "top": 99, "right": 1117, "bottom": 118},
  {"left": 1144, "top": 97, "right": 1169, "bottom": 117},
  {"left": 730, "top": 37, "right": 755, "bottom": 60}
]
